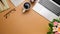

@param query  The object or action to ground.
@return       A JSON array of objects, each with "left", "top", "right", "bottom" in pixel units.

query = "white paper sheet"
[
  {"left": 32, "top": 3, "right": 58, "bottom": 21},
  {"left": 0, "top": 0, "right": 9, "bottom": 12},
  {"left": 10, "top": 0, "right": 24, "bottom": 7}
]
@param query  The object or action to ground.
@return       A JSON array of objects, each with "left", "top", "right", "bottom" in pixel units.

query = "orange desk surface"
[{"left": 0, "top": 0, "right": 49, "bottom": 34}]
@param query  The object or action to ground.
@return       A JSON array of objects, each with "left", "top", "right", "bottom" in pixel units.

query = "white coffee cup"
[{"left": 23, "top": 2, "right": 31, "bottom": 13}]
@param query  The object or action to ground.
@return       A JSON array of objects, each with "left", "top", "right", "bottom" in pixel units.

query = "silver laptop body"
[{"left": 33, "top": 0, "right": 60, "bottom": 21}]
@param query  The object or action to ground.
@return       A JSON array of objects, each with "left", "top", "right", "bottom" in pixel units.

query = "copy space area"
[{"left": 0, "top": 0, "right": 49, "bottom": 34}]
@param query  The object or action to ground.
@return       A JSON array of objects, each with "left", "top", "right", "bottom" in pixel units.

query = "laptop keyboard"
[
  {"left": 39, "top": 0, "right": 60, "bottom": 16},
  {"left": 52, "top": 0, "right": 60, "bottom": 16},
  {"left": 57, "top": 12, "right": 60, "bottom": 16}
]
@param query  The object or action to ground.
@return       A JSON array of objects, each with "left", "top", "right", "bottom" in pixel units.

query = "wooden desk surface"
[{"left": 0, "top": 0, "right": 49, "bottom": 34}]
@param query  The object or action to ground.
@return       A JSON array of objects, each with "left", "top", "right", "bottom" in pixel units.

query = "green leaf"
[
  {"left": 49, "top": 23, "right": 53, "bottom": 28},
  {"left": 55, "top": 19, "right": 60, "bottom": 22},
  {"left": 47, "top": 32, "right": 52, "bottom": 34},
  {"left": 48, "top": 27, "right": 53, "bottom": 32}
]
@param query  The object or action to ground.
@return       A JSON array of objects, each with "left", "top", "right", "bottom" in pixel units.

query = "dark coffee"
[{"left": 24, "top": 2, "right": 30, "bottom": 9}]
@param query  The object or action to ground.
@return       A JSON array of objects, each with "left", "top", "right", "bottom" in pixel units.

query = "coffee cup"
[
  {"left": 30, "top": 0, "right": 39, "bottom": 3},
  {"left": 23, "top": 2, "right": 31, "bottom": 13},
  {"left": 30, "top": 0, "right": 36, "bottom": 3}
]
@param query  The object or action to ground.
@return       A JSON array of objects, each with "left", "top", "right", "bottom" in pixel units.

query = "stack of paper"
[
  {"left": 10, "top": 0, "right": 24, "bottom": 7},
  {"left": 0, "top": 0, "right": 9, "bottom": 12}
]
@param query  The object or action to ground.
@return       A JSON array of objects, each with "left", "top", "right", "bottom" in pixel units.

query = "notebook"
[
  {"left": 10, "top": 0, "right": 24, "bottom": 7},
  {"left": 0, "top": 0, "right": 9, "bottom": 12}
]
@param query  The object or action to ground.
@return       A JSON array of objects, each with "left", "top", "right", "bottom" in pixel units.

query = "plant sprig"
[{"left": 47, "top": 18, "right": 60, "bottom": 34}]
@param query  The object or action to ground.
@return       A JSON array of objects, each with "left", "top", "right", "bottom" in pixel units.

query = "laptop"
[{"left": 33, "top": 0, "right": 60, "bottom": 21}]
